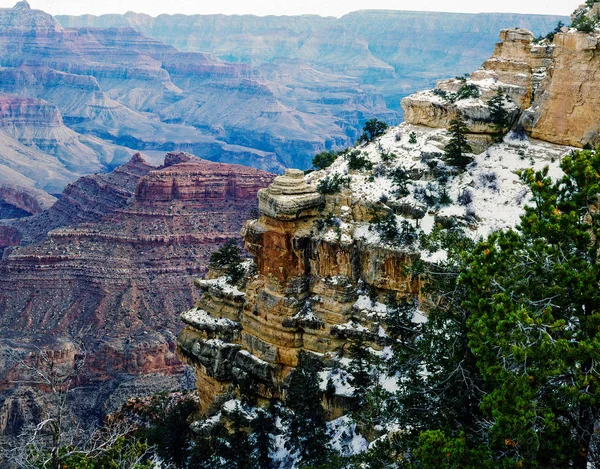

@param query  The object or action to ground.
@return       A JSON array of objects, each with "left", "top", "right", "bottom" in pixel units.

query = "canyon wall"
[
  {"left": 177, "top": 23, "right": 600, "bottom": 415},
  {"left": 0, "top": 152, "right": 275, "bottom": 441},
  {"left": 402, "top": 25, "right": 600, "bottom": 149},
  {"left": 57, "top": 10, "right": 567, "bottom": 114}
]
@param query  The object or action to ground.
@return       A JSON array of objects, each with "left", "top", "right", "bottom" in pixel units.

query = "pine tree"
[
  {"left": 209, "top": 239, "right": 245, "bottom": 285},
  {"left": 444, "top": 113, "right": 473, "bottom": 170},
  {"left": 408, "top": 147, "right": 600, "bottom": 468},
  {"left": 312, "top": 150, "right": 338, "bottom": 170},
  {"left": 358, "top": 118, "right": 388, "bottom": 143},
  {"left": 250, "top": 406, "right": 277, "bottom": 468},
  {"left": 285, "top": 352, "right": 331, "bottom": 467},
  {"left": 459, "top": 147, "right": 600, "bottom": 468},
  {"left": 487, "top": 87, "right": 511, "bottom": 141}
]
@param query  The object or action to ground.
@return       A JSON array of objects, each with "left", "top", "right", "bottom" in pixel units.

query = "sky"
[{"left": 0, "top": 0, "right": 576, "bottom": 17}]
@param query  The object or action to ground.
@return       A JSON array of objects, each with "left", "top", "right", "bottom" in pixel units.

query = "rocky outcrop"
[
  {"left": 0, "top": 153, "right": 154, "bottom": 246},
  {"left": 257, "top": 169, "right": 324, "bottom": 220},
  {"left": 401, "top": 24, "right": 600, "bottom": 150},
  {"left": 401, "top": 27, "right": 550, "bottom": 146},
  {"left": 178, "top": 108, "right": 573, "bottom": 412},
  {"left": 178, "top": 160, "right": 425, "bottom": 408},
  {"left": 0, "top": 153, "right": 274, "bottom": 438},
  {"left": 522, "top": 31, "right": 600, "bottom": 147},
  {"left": 0, "top": 184, "right": 55, "bottom": 216}
]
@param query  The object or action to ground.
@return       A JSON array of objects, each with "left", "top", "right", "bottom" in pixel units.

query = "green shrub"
[
  {"left": 444, "top": 113, "right": 473, "bottom": 170},
  {"left": 455, "top": 83, "right": 480, "bottom": 100},
  {"left": 317, "top": 173, "right": 349, "bottom": 194},
  {"left": 358, "top": 118, "right": 388, "bottom": 143},
  {"left": 312, "top": 150, "right": 339, "bottom": 170},
  {"left": 209, "top": 239, "right": 245, "bottom": 284},
  {"left": 408, "top": 132, "right": 417, "bottom": 144},
  {"left": 574, "top": 15, "right": 595, "bottom": 32},
  {"left": 380, "top": 150, "right": 397, "bottom": 162},
  {"left": 346, "top": 150, "right": 373, "bottom": 171}
]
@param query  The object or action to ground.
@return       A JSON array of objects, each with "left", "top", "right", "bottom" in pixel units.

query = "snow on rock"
[
  {"left": 180, "top": 307, "right": 240, "bottom": 330},
  {"left": 306, "top": 122, "right": 570, "bottom": 258},
  {"left": 196, "top": 276, "right": 246, "bottom": 297},
  {"left": 353, "top": 295, "right": 387, "bottom": 317},
  {"left": 319, "top": 367, "right": 355, "bottom": 397},
  {"left": 327, "top": 416, "right": 369, "bottom": 456}
]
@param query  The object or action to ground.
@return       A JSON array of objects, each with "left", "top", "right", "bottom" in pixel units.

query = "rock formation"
[
  {"left": 178, "top": 121, "right": 571, "bottom": 412},
  {"left": 402, "top": 24, "right": 600, "bottom": 150},
  {"left": 0, "top": 153, "right": 274, "bottom": 439},
  {"left": 0, "top": 0, "right": 400, "bottom": 195},
  {"left": 522, "top": 28, "right": 600, "bottom": 147},
  {"left": 179, "top": 23, "right": 600, "bottom": 415}
]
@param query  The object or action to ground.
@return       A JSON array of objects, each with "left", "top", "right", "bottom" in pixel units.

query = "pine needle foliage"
[{"left": 444, "top": 113, "right": 473, "bottom": 170}]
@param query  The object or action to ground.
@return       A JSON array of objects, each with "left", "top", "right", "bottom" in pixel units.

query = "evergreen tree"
[
  {"left": 209, "top": 239, "right": 245, "bottom": 285},
  {"left": 139, "top": 395, "right": 198, "bottom": 468},
  {"left": 358, "top": 119, "right": 388, "bottom": 143},
  {"left": 408, "top": 147, "right": 600, "bottom": 468},
  {"left": 444, "top": 113, "right": 473, "bottom": 170},
  {"left": 347, "top": 335, "right": 375, "bottom": 398},
  {"left": 347, "top": 335, "right": 391, "bottom": 431},
  {"left": 250, "top": 406, "right": 277, "bottom": 468},
  {"left": 459, "top": 147, "right": 600, "bottom": 468},
  {"left": 313, "top": 150, "right": 339, "bottom": 170},
  {"left": 225, "top": 405, "right": 254, "bottom": 468},
  {"left": 487, "top": 87, "right": 511, "bottom": 141},
  {"left": 285, "top": 352, "right": 331, "bottom": 467}
]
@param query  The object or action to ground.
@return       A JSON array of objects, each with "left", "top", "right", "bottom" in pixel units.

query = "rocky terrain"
[
  {"left": 0, "top": 0, "right": 395, "bottom": 204},
  {"left": 0, "top": 2, "right": 569, "bottom": 216},
  {"left": 0, "top": 152, "right": 274, "bottom": 443},
  {"left": 177, "top": 16, "right": 600, "bottom": 439},
  {"left": 58, "top": 10, "right": 567, "bottom": 117}
]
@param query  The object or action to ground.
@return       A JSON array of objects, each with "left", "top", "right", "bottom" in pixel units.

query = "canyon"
[
  {"left": 178, "top": 14, "right": 600, "bottom": 421},
  {"left": 0, "top": 152, "right": 274, "bottom": 444},
  {"left": 0, "top": 1, "right": 567, "bottom": 216},
  {"left": 1, "top": 1, "right": 597, "bottom": 464},
  {"left": 58, "top": 10, "right": 567, "bottom": 118}
]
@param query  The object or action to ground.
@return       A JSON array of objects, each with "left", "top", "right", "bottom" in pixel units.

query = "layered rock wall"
[
  {"left": 402, "top": 26, "right": 600, "bottom": 149},
  {"left": 179, "top": 169, "right": 420, "bottom": 409},
  {"left": 0, "top": 152, "right": 274, "bottom": 438}
]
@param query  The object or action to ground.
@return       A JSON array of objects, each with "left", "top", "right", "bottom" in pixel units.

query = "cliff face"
[
  {"left": 0, "top": 94, "right": 133, "bottom": 186},
  {"left": 0, "top": 0, "right": 398, "bottom": 189},
  {"left": 0, "top": 153, "right": 274, "bottom": 438},
  {"left": 176, "top": 24, "right": 600, "bottom": 415},
  {"left": 522, "top": 31, "right": 600, "bottom": 147},
  {"left": 57, "top": 10, "right": 567, "bottom": 115},
  {"left": 178, "top": 125, "right": 569, "bottom": 411},
  {"left": 401, "top": 25, "right": 600, "bottom": 149}
]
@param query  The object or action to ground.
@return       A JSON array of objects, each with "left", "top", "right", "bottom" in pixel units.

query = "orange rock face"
[
  {"left": 178, "top": 172, "right": 420, "bottom": 412},
  {"left": 523, "top": 32, "right": 600, "bottom": 147}
]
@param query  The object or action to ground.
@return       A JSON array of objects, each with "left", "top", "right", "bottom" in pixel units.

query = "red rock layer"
[{"left": 0, "top": 153, "right": 274, "bottom": 438}]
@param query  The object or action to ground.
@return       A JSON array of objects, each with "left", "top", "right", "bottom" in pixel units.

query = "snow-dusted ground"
[
  {"left": 180, "top": 307, "right": 239, "bottom": 328},
  {"left": 306, "top": 123, "right": 570, "bottom": 260}
]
